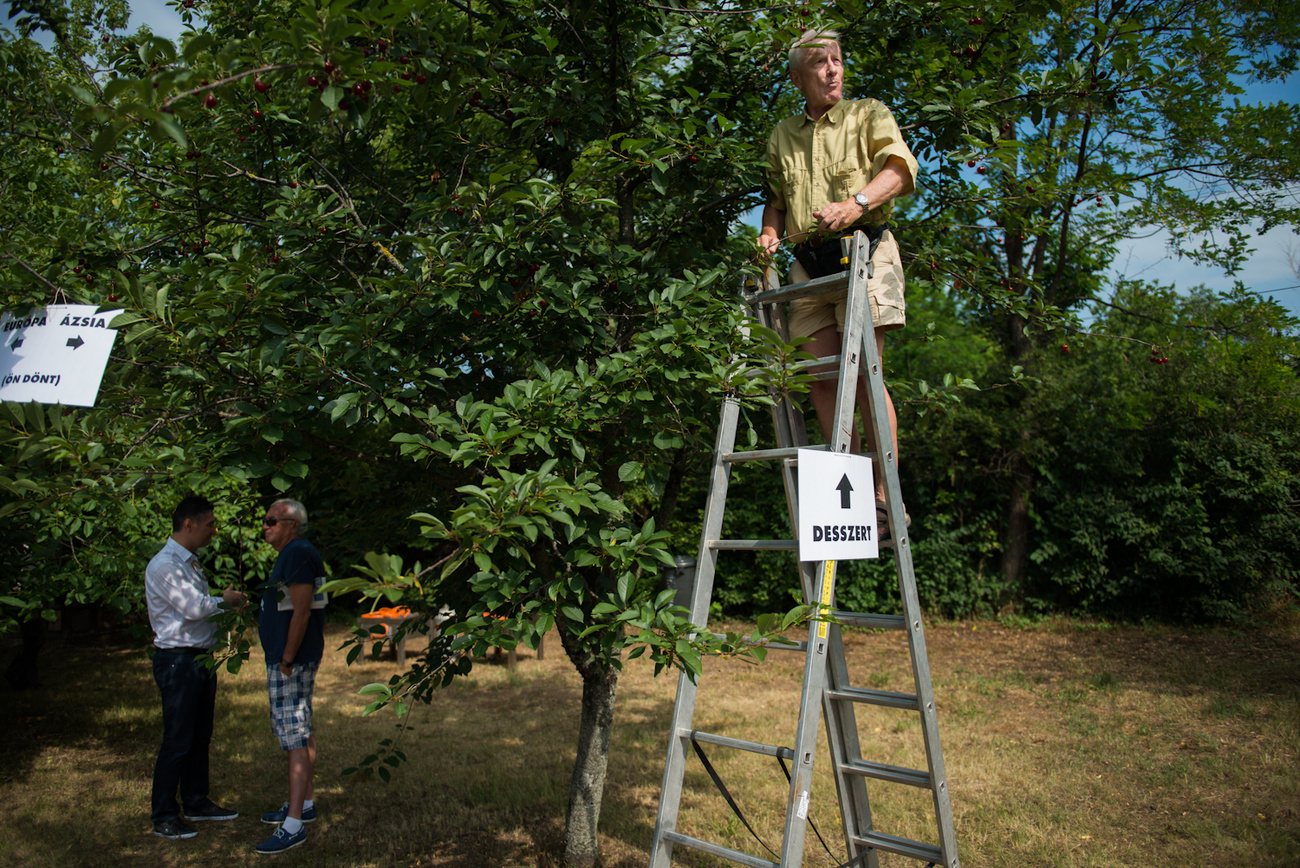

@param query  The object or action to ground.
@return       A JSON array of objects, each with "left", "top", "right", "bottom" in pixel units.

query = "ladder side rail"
[
  {"left": 748, "top": 266, "right": 808, "bottom": 566},
  {"left": 893, "top": 555, "right": 959, "bottom": 867},
  {"left": 778, "top": 233, "right": 875, "bottom": 867},
  {"left": 648, "top": 397, "right": 743, "bottom": 868},
  {"left": 779, "top": 557, "right": 837, "bottom": 867},
  {"left": 852, "top": 262, "right": 962, "bottom": 868},
  {"left": 817, "top": 231, "right": 882, "bottom": 868},
  {"left": 753, "top": 265, "right": 811, "bottom": 462},
  {"left": 826, "top": 233, "right": 873, "bottom": 457},
  {"left": 823, "top": 622, "right": 880, "bottom": 868},
  {"left": 759, "top": 273, "right": 827, "bottom": 868}
]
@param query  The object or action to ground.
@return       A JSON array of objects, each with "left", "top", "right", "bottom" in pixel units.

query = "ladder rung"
[
  {"left": 842, "top": 758, "right": 933, "bottom": 789},
  {"left": 661, "top": 831, "right": 779, "bottom": 868},
  {"left": 708, "top": 539, "right": 798, "bottom": 551},
  {"left": 832, "top": 612, "right": 906, "bottom": 630},
  {"left": 825, "top": 686, "right": 919, "bottom": 711},
  {"left": 746, "top": 272, "right": 850, "bottom": 305},
  {"left": 722, "top": 445, "right": 819, "bottom": 463},
  {"left": 853, "top": 831, "right": 944, "bottom": 865},
  {"left": 687, "top": 729, "right": 796, "bottom": 761}
]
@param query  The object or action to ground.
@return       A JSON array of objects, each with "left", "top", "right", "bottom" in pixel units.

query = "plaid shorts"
[{"left": 266, "top": 661, "right": 318, "bottom": 751}]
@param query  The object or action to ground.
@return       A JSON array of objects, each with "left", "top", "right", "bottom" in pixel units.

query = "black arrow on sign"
[
  {"left": 9, "top": 338, "right": 22, "bottom": 350},
  {"left": 66, "top": 336, "right": 84, "bottom": 350},
  {"left": 836, "top": 474, "right": 853, "bottom": 509}
]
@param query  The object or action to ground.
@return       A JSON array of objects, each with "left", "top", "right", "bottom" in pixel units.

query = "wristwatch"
[{"left": 853, "top": 192, "right": 870, "bottom": 212}]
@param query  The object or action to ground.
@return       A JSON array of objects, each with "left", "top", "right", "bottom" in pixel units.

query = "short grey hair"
[
  {"left": 789, "top": 29, "right": 841, "bottom": 72},
  {"left": 271, "top": 497, "right": 308, "bottom": 530}
]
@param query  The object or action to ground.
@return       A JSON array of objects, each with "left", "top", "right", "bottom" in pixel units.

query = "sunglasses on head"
[{"left": 262, "top": 516, "right": 297, "bottom": 527}]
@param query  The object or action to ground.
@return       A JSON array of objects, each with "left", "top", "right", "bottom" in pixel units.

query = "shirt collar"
[
  {"left": 802, "top": 97, "right": 848, "bottom": 127},
  {"left": 162, "top": 536, "right": 197, "bottom": 561}
]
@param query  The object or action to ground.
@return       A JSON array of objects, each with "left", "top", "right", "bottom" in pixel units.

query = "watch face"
[{"left": 855, "top": 194, "right": 869, "bottom": 207}]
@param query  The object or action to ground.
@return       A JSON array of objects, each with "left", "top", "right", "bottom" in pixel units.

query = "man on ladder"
[{"left": 757, "top": 28, "right": 919, "bottom": 532}]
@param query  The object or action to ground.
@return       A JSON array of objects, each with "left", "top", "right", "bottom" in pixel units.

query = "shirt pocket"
[
  {"left": 780, "top": 156, "right": 809, "bottom": 203},
  {"left": 829, "top": 157, "right": 868, "bottom": 205}
]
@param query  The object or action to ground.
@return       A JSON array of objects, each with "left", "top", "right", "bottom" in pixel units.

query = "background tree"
[
  {"left": 1, "top": 1, "right": 807, "bottom": 863},
  {"left": 835, "top": 0, "right": 1300, "bottom": 590}
]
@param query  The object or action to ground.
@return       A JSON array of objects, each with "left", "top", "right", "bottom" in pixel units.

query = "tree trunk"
[
  {"left": 1002, "top": 449, "right": 1033, "bottom": 598},
  {"left": 4, "top": 617, "right": 47, "bottom": 689},
  {"left": 1000, "top": 313, "right": 1034, "bottom": 600},
  {"left": 561, "top": 630, "right": 620, "bottom": 868}
]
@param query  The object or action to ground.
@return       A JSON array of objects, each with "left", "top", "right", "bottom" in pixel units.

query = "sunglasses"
[{"left": 262, "top": 516, "right": 298, "bottom": 527}]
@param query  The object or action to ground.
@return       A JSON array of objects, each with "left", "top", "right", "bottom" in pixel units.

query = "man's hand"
[
  {"left": 757, "top": 232, "right": 781, "bottom": 260},
  {"left": 812, "top": 198, "right": 866, "bottom": 233},
  {"left": 221, "top": 587, "right": 246, "bottom": 608}
]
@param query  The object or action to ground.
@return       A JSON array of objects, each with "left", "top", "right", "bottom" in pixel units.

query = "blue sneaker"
[
  {"left": 260, "top": 802, "right": 316, "bottom": 824},
  {"left": 255, "top": 825, "right": 306, "bottom": 855}
]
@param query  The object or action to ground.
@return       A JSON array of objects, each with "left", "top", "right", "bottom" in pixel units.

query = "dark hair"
[{"left": 172, "top": 494, "right": 215, "bottom": 532}]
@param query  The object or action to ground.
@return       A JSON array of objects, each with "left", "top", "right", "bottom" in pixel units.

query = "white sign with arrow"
[
  {"left": 797, "top": 448, "right": 878, "bottom": 562},
  {"left": 0, "top": 305, "right": 123, "bottom": 408}
]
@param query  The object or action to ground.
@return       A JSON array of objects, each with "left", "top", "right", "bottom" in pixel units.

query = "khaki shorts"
[{"left": 787, "top": 229, "right": 906, "bottom": 338}]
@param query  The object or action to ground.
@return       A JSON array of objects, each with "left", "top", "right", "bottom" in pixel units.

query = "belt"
[
  {"left": 155, "top": 645, "right": 212, "bottom": 655},
  {"left": 792, "top": 223, "right": 888, "bottom": 280}
]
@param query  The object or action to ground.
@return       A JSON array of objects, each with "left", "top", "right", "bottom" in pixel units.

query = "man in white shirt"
[{"left": 145, "top": 494, "right": 245, "bottom": 840}]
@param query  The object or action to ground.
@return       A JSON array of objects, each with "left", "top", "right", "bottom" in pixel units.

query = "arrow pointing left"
[{"left": 9, "top": 337, "right": 22, "bottom": 350}]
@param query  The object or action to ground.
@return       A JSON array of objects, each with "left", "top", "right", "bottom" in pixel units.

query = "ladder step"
[
  {"left": 709, "top": 539, "right": 798, "bottom": 551},
  {"left": 737, "top": 354, "right": 840, "bottom": 379},
  {"left": 826, "top": 686, "right": 919, "bottom": 711},
  {"left": 746, "top": 271, "right": 851, "bottom": 305},
  {"left": 832, "top": 612, "right": 906, "bottom": 630},
  {"left": 721, "top": 445, "right": 883, "bottom": 465},
  {"left": 707, "top": 536, "right": 890, "bottom": 553},
  {"left": 687, "top": 729, "right": 796, "bottom": 761},
  {"left": 661, "top": 831, "right": 779, "bottom": 868},
  {"left": 853, "top": 830, "right": 944, "bottom": 865},
  {"left": 842, "top": 758, "right": 933, "bottom": 789},
  {"left": 723, "top": 445, "right": 826, "bottom": 464}
]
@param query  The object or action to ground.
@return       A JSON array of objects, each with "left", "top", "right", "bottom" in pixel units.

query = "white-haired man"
[
  {"left": 254, "top": 498, "right": 326, "bottom": 855},
  {"left": 758, "top": 30, "right": 919, "bottom": 529}
]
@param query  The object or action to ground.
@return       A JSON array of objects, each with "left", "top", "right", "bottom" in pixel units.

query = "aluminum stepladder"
[{"left": 647, "top": 230, "right": 960, "bottom": 868}]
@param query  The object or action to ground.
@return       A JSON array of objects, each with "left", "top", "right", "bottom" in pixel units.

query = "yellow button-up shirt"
[{"left": 766, "top": 97, "right": 919, "bottom": 244}]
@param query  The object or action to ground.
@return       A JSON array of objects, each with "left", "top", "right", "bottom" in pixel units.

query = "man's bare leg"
[
  {"left": 806, "top": 324, "right": 897, "bottom": 503},
  {"left": 287, "top": 735, "right": 315, "bottom": 820}
]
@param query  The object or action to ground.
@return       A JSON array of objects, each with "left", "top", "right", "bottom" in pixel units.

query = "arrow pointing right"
[{"left": 66, "top": 336, "right": 84, "bottom": 350}]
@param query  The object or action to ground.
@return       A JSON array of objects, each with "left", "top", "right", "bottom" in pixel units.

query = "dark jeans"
[{"left": 151, "top": 648, "right": 217, "bottom": 823}]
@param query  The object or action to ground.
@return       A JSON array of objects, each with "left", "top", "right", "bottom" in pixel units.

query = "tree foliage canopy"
[{"left": 2, "top": 0, "right": 1297, "bottom": 862}]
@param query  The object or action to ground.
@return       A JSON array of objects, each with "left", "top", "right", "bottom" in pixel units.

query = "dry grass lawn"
[{"left": 0, "top": 616, "right": 1297, "bottom": 867}]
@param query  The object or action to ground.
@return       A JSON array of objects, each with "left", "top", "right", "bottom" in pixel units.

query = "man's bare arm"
[
  {"left": 758, "top": 202, "right": 785, "bottom": 258},
  {"left": 813, "top": 156, "right": 913, "bottom": 233}
]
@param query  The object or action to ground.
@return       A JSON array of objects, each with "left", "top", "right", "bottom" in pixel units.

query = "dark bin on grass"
[{"left": 660, "top": 555, "right": 697, "bottom": 611}]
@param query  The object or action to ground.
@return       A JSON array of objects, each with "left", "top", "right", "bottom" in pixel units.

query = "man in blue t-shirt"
[{"left": 254, "top": 497, "right": 325, "bottom": 855}]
